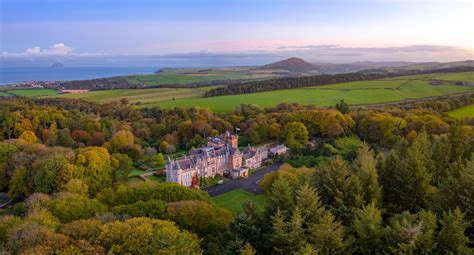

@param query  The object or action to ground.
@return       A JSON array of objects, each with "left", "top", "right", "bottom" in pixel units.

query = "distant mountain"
[
  {"left": 358, "top": 60, "right": 474, "bottom": 74},
  {"left": 311, "top": 61, "right": 413, "bottom": 74},
  {"left": 51, "top": 62, "right": 65, "bottom": 68},
  {"left": 260, "top": 57, "right": 318, "bottom": 72}
]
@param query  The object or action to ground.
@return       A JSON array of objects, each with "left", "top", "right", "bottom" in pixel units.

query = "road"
[{"left": 203, "top": 163, "right": 281, "bottom": 197}]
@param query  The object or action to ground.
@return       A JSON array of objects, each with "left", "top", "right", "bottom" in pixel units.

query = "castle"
[{"left": 166, "top": 131, "right": 268, "bottom": 187}]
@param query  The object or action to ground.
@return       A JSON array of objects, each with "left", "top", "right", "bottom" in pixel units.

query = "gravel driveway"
[{"left": 203, "top": 163, "right": 281, "bottom": 197}]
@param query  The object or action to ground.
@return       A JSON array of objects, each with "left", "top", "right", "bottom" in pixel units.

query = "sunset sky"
[{"left": 1, "top": 0, "right": 473, "bottom": 66}]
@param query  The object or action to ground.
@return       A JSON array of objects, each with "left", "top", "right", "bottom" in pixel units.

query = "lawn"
[
  {"left": 212, "top": 189, "right": 267, "bottom": 215},
  {"left": 448, "top": 104, "right": 474, "bottom": 119},
  {"left": 154, "top": 78, "right": 472, "bottom": 112},
  {"left": 129, "top": 169, "right": 148, "bottom": 177},
  {"left": 8, "top": 89, "right": 57, "bottom": 97},
  {"left": 146, "top": 175, "right": 165, "bottom": 182}
]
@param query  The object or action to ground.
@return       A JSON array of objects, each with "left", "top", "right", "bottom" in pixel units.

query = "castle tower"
[{"left": 226, "top": 131, "right": 238, "bottom": 148}]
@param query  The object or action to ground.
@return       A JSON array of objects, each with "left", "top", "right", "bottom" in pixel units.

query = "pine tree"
[
  {"left": 380, "top": 134, "right": 434, "bottom": 213},
  {"left": 295, "top": 184, "right": 325, "bottom": 226},
  {"left": 307, "top": 211, "right": 346, "bottom": 255},
  {"left": 435, "top": 154, "right": 474, "bottom": 229},
  {"left": 386, "top": 210, "right": 437, "bottom": 254},
  {"left": 314, "top": 157, "right": 364, "bottom": 221},
  {"left": 269, "top": 209, "right": 290, "bottom": 254},
  {"left": 351, "top": 203, "right": 385, "bottom": 254},
  {"left": 267, "top": 177, "right": 295, "bottom": 217},
  {"left": 436, "top": 209, "right": 471, "bottom": 255},
  {"left": 352, "top": 143, "right": 382, "bottom": 205}
]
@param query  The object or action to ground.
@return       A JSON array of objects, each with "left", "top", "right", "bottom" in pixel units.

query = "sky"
[{"left": 1, "top": 0, "right": 473, "bottom": 67}]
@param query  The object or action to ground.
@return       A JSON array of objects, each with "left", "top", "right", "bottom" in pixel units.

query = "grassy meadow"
[
  {"left": 212, "top": 189, "right": 267, "bottom": 215},
  {"left": 0, "top": 91, "right": 11, "bottom": 97},
  {"left": 50, "top": 86, "right": 217, "bottom": 105},
  {"left": 448, "top": 104, "right": 474, "bottom": 119},
  {"left": 122, "top": 67, "right": 279, "bottom": 86},
  {"left": 155, "top": 78, "right": 472, "bottom": 112},
  {"left": 46, "top": 71, "right": 474, "bottom": 113},
  {"left": 3, "top": 89, "right": 58, "bottom": 97}
]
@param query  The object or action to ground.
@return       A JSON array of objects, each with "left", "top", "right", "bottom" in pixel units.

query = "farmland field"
[
  {"left": 154, "top": 78, "right": 472, "bottom": 112},
  {"left": 50, "top": 86, "right": 217, "bottom": 105},
  {"left": 122, "top": 67, "right": 280, "bottom": 86},
  {"left": 212, "top": 188, "right": 267, "bottom": 215},
  {"left": 0, "top": 91, "right": 11, "bottom": 97},
  {"left": 448, "top": 104, "right": 474, "bottom": 119},
  {"left": 7, "top": 89, "right": 58, "bottom": 97},
  {"left": 48, "top": 72, "right": 474, "bottom": 113}
]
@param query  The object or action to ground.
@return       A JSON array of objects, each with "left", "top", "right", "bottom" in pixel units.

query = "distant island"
[{"left": 51, "top": 62, "right": 65, "bottom": 68}]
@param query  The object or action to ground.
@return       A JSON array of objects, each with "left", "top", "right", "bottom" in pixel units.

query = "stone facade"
[{"left": 166, "top": 131, "right": 268, "bottom": 187}]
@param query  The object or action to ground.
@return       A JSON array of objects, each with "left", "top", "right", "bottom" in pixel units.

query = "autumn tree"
[
  {"left": 19, "top": 131, "right": 38, "bottom": 143},
  {"left": 98, "top": 217, "right": 201, "bottom": 254},
  {"left": 281, "top": 122, "right": 309, "bottom": 148},
  {"left": 75, "top": 147, "right": 113, "bottom": 195}
]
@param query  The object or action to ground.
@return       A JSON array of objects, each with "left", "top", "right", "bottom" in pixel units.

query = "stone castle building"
[{"left": 166, "top": 131, "right": 268, "bottom": 187}]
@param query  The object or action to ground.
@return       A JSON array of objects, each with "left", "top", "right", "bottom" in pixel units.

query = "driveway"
[{"left": 203, "top": 163, "right": 281, "bottom": 197}]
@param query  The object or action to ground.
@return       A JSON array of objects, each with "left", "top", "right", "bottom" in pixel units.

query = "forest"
[
  {"left": 204, "top": 66, "right": 474, "bottom": 97},
  {"left": 0, "top": 94, "right": 473, "bottom": 254}
]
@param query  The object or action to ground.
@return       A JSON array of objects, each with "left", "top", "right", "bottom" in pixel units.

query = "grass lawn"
[
  {"left": 146, "top": 175, "right": 165, "bottom": 182},
  {"left": 129, "top": 169, "right": 148, "bottom": 177},
  {"left": 448, "top": 104, "right": 474, "bottom": 119},
  {"left": 8, "top": 89, "right": 57, "bottom": 97},
  {"left": 127, "top": 177, "right": 143, "bottom": 184},
  {"left": 212, "top": 189, "right": 267, "bottom": 215}
]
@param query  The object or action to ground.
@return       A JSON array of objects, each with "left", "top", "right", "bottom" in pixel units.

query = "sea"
[{"left": 0, "top": 67, "right": 158, "bottom": 85}]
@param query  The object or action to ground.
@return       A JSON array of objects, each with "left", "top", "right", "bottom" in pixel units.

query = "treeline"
[
  {"left": 204, "top": 66, "right": 474, "bottom": 97},
  {"left": 53, "top": 77, "right": 251, "bottom": 91}
]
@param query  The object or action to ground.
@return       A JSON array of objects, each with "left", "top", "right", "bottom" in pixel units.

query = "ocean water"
[{"left": 0, "top": 67, "right": 157, "bottom": 85}]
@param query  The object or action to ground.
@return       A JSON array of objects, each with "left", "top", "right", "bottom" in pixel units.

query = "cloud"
[
  {"left": 25, "top": 46, "right": 41, "bottom": 54},
  {"left": 22, "top": 43, "right": 74, "bottom": 55},
  {"left": 1, "top": 43, "right": 472, "bottom": 67},
  {"left": 46, "top": 43, "right": 74, "bottom": 54}
]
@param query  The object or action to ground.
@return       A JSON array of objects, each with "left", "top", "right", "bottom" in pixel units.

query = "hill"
[
  {"left": 359, "top": 60, "right": 474, "bottom": 74},
  {"left": 260, "top": 57, "right": 318, "bottom": 72},
  {"left": 312, "top": 61, "right": 413, "bottom": 74}
]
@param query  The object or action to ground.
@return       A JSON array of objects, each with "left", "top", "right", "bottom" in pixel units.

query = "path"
[{"left": 203, "top": 163, "right": 281, "bottom": 197}]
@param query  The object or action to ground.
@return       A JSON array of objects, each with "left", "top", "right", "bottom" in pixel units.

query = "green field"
[
  {"left": 122, "top": 67, "right": 278, "bottom": 86},
  {"left": 50, "top": 86, "right": 217, "bottom": 105},
  {"left": 7, "top": 89, "right": 58, "bottom": 97},
  {"left": 448, "top": 104, "right": 474, "bottom": 119},
  {"left": 129, "top": 169, "right": 148, "bottom": 177},
  {"left": 0, "top": 91, "right": 11, "bottom": 97},
  {"left": 48, "top": 72, "right": 474, "bottom": 113},
  {"left": 154, "top": 78, "right": 472, "bottom": 112},
  {"left": 212, "top": 189, "right": 267, "bottom": 215}
]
